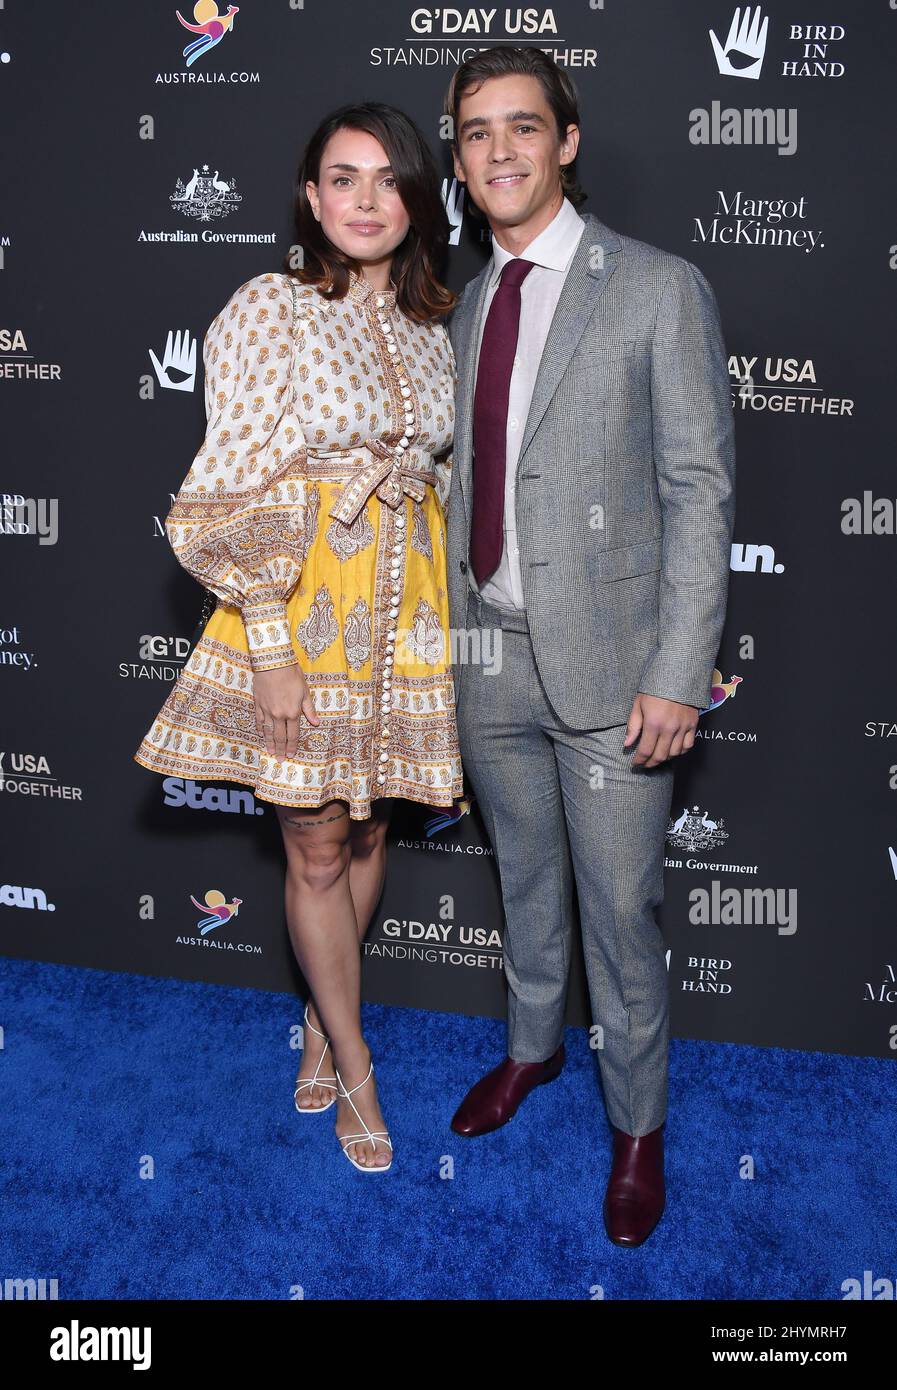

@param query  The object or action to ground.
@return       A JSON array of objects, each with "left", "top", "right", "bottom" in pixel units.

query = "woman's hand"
[{"left": 252, "top": 663, "right": 320, "bottom": 761}]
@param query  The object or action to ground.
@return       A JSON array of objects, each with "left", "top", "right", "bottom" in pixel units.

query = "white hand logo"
[
  {"left": 710, "top": 5, "right": 769, "bottom": 80},
  {"left": 442, "top": 177, "right": 465, "bottom": 247},
  {"left": 149, "top": 329, "right": 198, "bottom": 392}
]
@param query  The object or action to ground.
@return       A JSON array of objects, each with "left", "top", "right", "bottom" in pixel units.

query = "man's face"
[{"left": 451, "top": 73, "right": 578, "bottom": 232}]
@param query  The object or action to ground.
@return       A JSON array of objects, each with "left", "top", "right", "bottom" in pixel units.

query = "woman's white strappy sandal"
[
  {"left": 335, "top": 1061, "right": 393, "bottom": 1173},
  {"left": 294, "top": 1004, "right": 338, "bottom": 1114}
]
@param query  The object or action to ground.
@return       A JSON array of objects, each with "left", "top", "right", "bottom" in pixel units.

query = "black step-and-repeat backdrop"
[{"left": 2, "top": 3, "right": 895, "bottom": 1058}]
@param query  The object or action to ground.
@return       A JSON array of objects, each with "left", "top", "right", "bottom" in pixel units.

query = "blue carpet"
[{"left": 0, "top": 955, "right": 890, "bottom": 1300}]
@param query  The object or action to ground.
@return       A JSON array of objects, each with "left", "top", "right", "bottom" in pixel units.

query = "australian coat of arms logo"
[
  {"left": 171, "top": 165, "right": 242, "bottom": 222},
  {"left": 666, "top": 805, "right": 729, "bottom": 854}
]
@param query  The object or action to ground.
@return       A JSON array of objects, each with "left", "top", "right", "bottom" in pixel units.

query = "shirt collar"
[{"left": 488, "top": 196, "right": 585, "bottom": 287}]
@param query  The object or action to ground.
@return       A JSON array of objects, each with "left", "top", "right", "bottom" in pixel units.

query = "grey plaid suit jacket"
[{"left": 444, "top": 209, "right": 736, "bottom": 729}]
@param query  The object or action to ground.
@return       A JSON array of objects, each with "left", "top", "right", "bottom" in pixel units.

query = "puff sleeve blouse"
[{"left": 164, "top": 275, "right": 308, "bottom": 672}]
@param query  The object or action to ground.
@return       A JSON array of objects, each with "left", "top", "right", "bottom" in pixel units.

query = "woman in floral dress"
[{"left": 134, "top": 104, "right": 463, "bottom": 1172}]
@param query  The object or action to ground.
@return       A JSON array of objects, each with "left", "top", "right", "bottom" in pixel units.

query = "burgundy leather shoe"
[
  {"left": 450, "top": 1044, "right": 565, "bottom": 1137},
  {"left": 603, "top": 1123, "right": 665, "bottom": 1247}
]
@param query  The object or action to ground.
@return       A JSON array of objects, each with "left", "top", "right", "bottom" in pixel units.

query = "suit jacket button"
[{"left": 459, "top": 559, "right": 467, "bottom": 573}]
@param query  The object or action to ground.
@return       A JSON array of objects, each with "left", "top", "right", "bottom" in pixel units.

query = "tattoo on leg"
[{"left": 283, "top": 807, "right": 349, "bottom": 829}]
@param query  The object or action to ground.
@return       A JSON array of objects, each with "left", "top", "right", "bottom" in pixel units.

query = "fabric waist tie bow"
[{"left": 326, "top": 441, "right": 437, "bottom": 526}]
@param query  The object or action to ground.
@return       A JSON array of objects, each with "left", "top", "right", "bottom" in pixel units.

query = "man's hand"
[{"left": 623, "top": 692, "right": 700, "bottom": 768}]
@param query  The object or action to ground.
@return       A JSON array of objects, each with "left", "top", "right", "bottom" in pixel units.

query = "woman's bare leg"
[
  {"left": 294, "top": 799, "right": 393, "bottom": 1108},
  {"left": 347, "top": 796, "right": 393, "bottom": 939},
  {"left": 277, "top": 798, "right": 390, "bottom": 1167}
]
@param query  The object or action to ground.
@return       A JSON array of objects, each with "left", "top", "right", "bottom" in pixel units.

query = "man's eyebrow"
[{"left": 457, "top": 109, "right": 548, "bottom": 136}]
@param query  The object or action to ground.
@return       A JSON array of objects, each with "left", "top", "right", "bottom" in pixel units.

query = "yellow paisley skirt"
[{"left": 133, "top": 479, "right": 465, "bottom": 820}]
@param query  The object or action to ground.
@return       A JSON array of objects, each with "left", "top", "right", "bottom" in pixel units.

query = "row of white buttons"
[
  {"left": 377, "top": 509, "right": 404, "bottom": 783},
  {"left": 375, "top": 296, "right": 415, "bottom": 458},
  {"left": 375, "top": 293, "right": 412, "bottom": 786}
]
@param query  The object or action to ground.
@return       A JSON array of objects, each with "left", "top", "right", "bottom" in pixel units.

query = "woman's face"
[{"left": 306, "top": 127, "right": 411, "bottom": 271}]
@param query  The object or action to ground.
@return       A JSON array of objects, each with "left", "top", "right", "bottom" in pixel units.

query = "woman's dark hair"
[
  {"left": 444, "top": 46, "right": 586, "bottom": 209},
  {"left": 282, "top": 102, "right": 456, "bottom": 322}
]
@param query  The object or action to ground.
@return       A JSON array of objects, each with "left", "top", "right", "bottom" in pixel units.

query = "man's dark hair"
[{"left": 444, "top": 46, "right": 586, "bottom": 208}]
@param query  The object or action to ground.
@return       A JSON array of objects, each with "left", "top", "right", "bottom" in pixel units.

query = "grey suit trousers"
[{"left": 456, "top": 588, "right": 675, "bottom": 1136}]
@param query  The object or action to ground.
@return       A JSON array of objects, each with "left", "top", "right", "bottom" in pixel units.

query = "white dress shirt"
[{"left": 470, "top": 195, "right": 585, "bottom": 611}]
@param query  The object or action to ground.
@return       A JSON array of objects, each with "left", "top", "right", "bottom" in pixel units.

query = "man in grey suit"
[{"left": 442, "top": 48, "right": 736, "bottom": 1246}]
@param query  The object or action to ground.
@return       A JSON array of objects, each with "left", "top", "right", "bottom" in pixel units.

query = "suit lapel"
[
  {"left": 449, "top": 209, "right": 623, "bottom": 516},
  {"left": 517, "top": 211, "right": 620, "bottom": 459},
  {"left": 449, "top": 261, "right": 492, "bottom": 514}
]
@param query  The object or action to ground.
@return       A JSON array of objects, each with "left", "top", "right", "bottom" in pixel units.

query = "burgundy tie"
[{"left": 471, "top": 257, "right": 535, "bottom": 585}]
